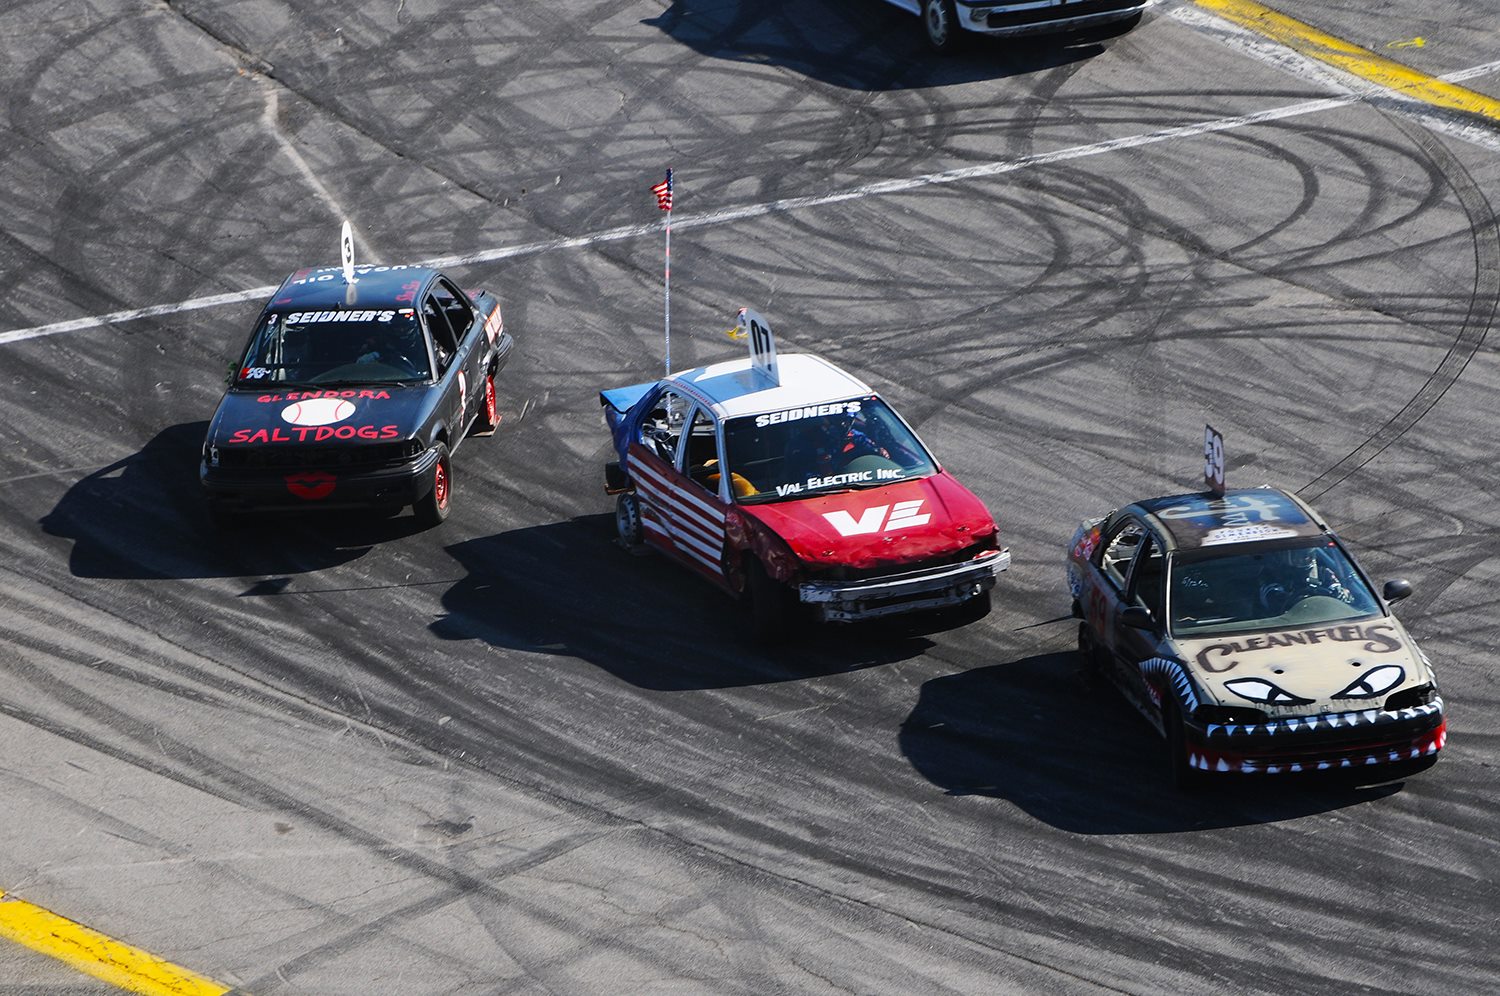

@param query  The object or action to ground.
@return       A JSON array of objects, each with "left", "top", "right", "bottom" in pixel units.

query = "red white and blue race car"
[
  {"left": 601, "top": 310, "right": 1008, "bottom": 639},
  {"left": 1068, "top": 487, "right": 1446, "bottom": 788}
]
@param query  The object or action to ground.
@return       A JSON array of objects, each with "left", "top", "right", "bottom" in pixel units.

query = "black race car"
[{"left": 201, "top": 264, "right": 513, "bottom": 527}]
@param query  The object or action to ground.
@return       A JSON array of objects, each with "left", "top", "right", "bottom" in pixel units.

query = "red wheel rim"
[
  {"left": 434, "top": 460, "right": 449, "bottom": 508},
  {"left": 485, "top": 375, "right": 496, "bottom": 424}
]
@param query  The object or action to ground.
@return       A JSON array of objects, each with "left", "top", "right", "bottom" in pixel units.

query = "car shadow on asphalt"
[
  {"left": 432, "top": 514, "right": 948, "bottom": 690},
  {"left": 644, "top": 0, "right": 1107, "bottom": 91},
  {"left": 39, "top": 420, "right": 425, "bottom": 581},
  {"left": 900, "top": 652, "right": 1411, "bottom": 833}
]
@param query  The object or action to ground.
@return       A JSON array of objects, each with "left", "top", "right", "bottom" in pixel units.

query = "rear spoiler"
[{"left": 599, "top": 381, "right": 655, "bottom": 416}]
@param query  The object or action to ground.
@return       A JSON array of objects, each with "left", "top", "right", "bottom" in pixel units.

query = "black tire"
[
  {"left": 615, "top": 492, "right": 644, "bottom": 550},
  {"left": 744, "top": 557, "right": 798, "bottom": 644},
  {"left": 921, "top": 0, "right": 964, "bottom": 53},
  {"left": 954, "top": 589, "right": 992, "bottom": 623},
  {"left": 414, "top": 442, "right": 452, "bottom": 528},
  {"left": 1077, "top": 623, "right": 1105, "bottom": 685},
  {"left": 1164, "top": 699, "right": 1205, "bottom": 793},
  {"left": 206, "top": 501, "right": 239, "bottom": 531},
  {"left": 474, "top": 370, "right": 500, "bottom": 434}
]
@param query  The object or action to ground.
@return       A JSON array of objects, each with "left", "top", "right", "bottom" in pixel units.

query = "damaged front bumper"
[{"left": 798, "top": 548, "right": 1010, "bottom": 622}]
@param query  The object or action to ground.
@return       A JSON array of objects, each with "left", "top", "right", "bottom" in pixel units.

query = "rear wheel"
[
  {"left": 474, "top": 371, "right": 500, "bottom": 434},
  {"left": 414, "top": 443, "right": 452, "bottom": 528},
  {"left": 1077, "top": 623, "right": 1106, "bottom": 685},
  {"left": 615, "top": 492, "right": 644, "bottom": 550},
  {"left": 922, "top": 0, "right": 964, "bottom": 53}
]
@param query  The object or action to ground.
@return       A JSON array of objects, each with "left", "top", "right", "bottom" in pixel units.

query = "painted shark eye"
[
  {"left": 1223, "top": 677, "right": 1314, "bottom": 706},
  {"left": 1333, "top": 665, "right": 1405, "bottom": 699}
]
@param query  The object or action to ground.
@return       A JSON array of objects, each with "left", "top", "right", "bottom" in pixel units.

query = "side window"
[
  {"left": 682, "top": 408, "right": 722, "bottom": 493},
  {"left": 423, "top": 292, "right": 459, "bottom": 373},
  {"left": 639, "top": 389, "right": 688, "bottom": 464},
  {"left": 1100, "top": 521, "right": 1146, "bottom": 589},
  {"left": 1128, "top": 536, "right": 1166, "bottom": 620},
  {"left": 434, "top": 279, "right": 475, "bottom": 342}
]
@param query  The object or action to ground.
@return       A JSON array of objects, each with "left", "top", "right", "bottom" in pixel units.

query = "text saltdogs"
[
  {"left": 1196, "top": 623, "right": 1402, "bottom": 672},
  {"left": 228, "top": 425, "right": 400, "bottom": 444}
]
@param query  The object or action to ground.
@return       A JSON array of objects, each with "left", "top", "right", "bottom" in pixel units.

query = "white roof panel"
[{"left": 665, "top": 353, "right": 873, "bottom": 419}]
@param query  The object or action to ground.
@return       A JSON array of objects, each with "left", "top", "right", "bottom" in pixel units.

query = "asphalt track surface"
[{"left": 2, "top": 1, "right": 1498, "bottom": 993}]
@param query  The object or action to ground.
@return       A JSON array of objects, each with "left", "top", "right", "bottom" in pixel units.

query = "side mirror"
[
  {"left": 1121, "top": 606, "right": 1156, "bottom": 631},
  {"left": 1383, "top": 579, "right": 1413, "bottom": 603}
]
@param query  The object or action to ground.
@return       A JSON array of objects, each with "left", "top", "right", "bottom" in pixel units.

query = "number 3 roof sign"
[
  {"left": 738, "top": 307, "right": 779, "bottom": 386},
  {"left": 1204, "top": 424, "right": 1225, "bottom": 497}
]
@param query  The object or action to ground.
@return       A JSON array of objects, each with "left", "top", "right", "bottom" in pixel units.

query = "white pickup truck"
[{"left": 881, "top": 0, "right": 1146, "bottom": 51}]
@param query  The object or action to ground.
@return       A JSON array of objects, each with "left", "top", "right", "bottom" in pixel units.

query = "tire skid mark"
[
  {"left": 1299, "top": 117, "right": 1499, "bottom": 502},
  {"left": 0, "top": 644, "right": 626, "bottom": 961}
]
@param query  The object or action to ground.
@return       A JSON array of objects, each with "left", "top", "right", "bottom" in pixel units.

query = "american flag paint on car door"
[{"left": 626, "top": 441, "right": 728, "bottom": 584}]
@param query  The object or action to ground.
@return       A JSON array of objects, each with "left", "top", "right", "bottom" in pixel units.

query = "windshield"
[
  {"left": 723, "top": 397, "right": 936, "bottom": 503},
  {"left": 235, "top": 308, "right": 430, "bottom": 386},
  {"left": 1170, "top": 538, "right": 1382, "bottom": 637}
]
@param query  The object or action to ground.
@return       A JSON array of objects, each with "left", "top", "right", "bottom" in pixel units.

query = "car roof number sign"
[
  {"left": 738, "top": 307, "right": 779, "bottom": 385},
  {"left": 340, "top": 220, "right": 357, "bottom": 285},
  {"left": 1204, "top": 423, "right": 1225, "bottom": 497}
]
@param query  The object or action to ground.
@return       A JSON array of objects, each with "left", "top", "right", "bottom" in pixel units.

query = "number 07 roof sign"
[{"left": 738, "top": 307, "right": 779, "bottom": 385}]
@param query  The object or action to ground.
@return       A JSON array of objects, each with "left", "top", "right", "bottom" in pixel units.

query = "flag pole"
[
  {"left": 664, "top": 192, "right": 672, "bottom": 376},
  {"left": 652, "top": 168, "right": 674, "bottom": 375}
]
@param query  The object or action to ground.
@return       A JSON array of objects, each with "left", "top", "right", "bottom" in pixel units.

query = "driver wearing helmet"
[
  {"left": 357, "top": 320, "right": 426, "bottom": 376},
  {"left": 1258, "top": 546, "right": 1351, "bottom": 613},
  {"left": 788, "top": 412, "right": 886, "bottom": 480}
]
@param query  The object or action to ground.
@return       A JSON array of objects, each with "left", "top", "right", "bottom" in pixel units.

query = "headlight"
[
  {"left": 1383, "top": 683, "right": 1437, "bottom": 712},
  {"left": 1193, "top": 705, "right": 1268, "bottom": 726}
]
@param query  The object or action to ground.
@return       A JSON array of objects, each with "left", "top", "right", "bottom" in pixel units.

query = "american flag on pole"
[{"left": 651, "top": 169, "right": 673, "bottom": 211}]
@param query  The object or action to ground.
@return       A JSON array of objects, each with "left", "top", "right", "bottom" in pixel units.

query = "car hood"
[
  {"left": 1175, "top": 618, "right": 1429, "bottom": 712},
  {"left": 739, "top": 472, "right": 995, "bottom": 571},
  {"left": 208, "top": 386, "right": 429, "bottom": 447}
]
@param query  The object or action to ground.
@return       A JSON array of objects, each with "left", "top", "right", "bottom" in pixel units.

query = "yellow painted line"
[
  {"left": 0, "top": 889, "right": 232, "bottom": 996},
  {"left": 1194, "top": 0, "right": 1500, "bottom": 122}
]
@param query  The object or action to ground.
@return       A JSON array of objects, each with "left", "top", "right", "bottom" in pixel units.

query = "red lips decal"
[{"left": 285, "top": 471, "right": 336, "bottom": 500}]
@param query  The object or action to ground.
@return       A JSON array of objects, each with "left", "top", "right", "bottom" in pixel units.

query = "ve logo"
[{"left": 823, "top": 500, "right": 930, "bottom": 537}]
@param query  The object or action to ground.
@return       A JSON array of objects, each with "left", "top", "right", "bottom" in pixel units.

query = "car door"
[
  {"left": 1088, "top": 517, "right": 1165, "bottom": 717},
  {"left": 665, "top": 404, "right": 730, "bottom": 584},
  {"left": 624, "top": 390, "right": 729, "bottom": 586},
  {"left": 426, "top": 279, "right": 484, "bottom": 429}
]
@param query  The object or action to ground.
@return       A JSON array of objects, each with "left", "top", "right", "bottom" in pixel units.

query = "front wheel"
[
  {"left": 206, "top": 500, "right": 239, "bottom": 531},
  {"left": 1164, "top": 700, "right": 1205, "bottom": 792},
  {"left": 922, "top": 0, "right": 964, "bottom": 53},
  {"left": 743, "top": 557, "right": 799, "bottom": 644},
  {"left": 414, "top": 442, "right": 452, "bottom": 528}
]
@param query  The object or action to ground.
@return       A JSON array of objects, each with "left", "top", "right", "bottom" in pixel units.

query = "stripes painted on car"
[{"left": 629, "top": 452, "right": 727, "bottom": 577}]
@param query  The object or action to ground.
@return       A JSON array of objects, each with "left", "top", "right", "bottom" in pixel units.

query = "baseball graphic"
[{"left": 282, "top": 398, "right": 355, "bottom": 427}]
